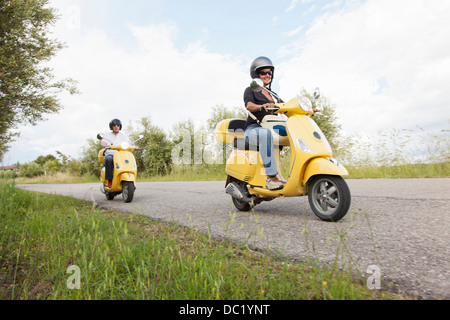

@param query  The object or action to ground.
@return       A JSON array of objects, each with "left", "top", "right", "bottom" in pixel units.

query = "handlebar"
[
  {"left": 105, "top": 144, "right": 140, "bottom": 151},
  {"left": 269, "top": 105, "right": 320, "bottom": 114}
]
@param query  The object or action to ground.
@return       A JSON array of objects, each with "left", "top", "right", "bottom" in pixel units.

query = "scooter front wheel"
[
  {"left": 122, "top": 181, "right": 135, "bottom": 203},
  {"left": 308, "top": 175, "right": 351, "bottom": 222}
]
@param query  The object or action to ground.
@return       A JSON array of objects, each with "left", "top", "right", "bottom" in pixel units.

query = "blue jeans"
[
  {"left": 104, "top": 154, "right": 114, "bottom": 181},
  {"left": 245, "top": 124, "right": 278, "bottom": 176}
]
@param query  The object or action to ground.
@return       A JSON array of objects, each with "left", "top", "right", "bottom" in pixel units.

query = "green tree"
[
  {"left": 129, "top": 117, "right": 174, "bottom": 176},
  {"left": 66, "top": 158, "right": 83, "bottom": 176},
  {"left": 79, "top": 138, "right": 103, "bottom": 178},
  {"left": 0, "top": 0, "right": 78, "bottom": 161},
  {"left": 301, "top": 89, "right": 344, "bottom": 154},
  {"left": 170, "top": 118, "right": 197, "bottom": 165},
  {"left": 34, "top": 154, "right": 56, "bottom": 166},
  {"left": 206, "top": 104, "right": 246, "bottom": 165},
  {"left": 43, "top": 159, "right": 62, "bottom": 174},
  {"left": 55, "top": 150, "right": 69, "bottom": 167},
  {"left": 171, "top": 118, "right": 218, "bottom": 166},
  {"left": 206, "top": 104, "right": 246, "bottom": 131}
]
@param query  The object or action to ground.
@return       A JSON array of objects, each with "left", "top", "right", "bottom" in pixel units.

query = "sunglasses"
[{"left": 259, "top": 70, "right": 273, "bottom": 76}]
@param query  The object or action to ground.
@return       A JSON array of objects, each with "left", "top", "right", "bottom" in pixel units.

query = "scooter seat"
[
  {"left": 228, "top": 120, "right": 257, "bottom": 150},
  {"left": 228, "top": 119, "right": 246, "bottom": 131}
]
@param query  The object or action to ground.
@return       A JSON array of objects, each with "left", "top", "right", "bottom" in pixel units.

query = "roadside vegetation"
[
  {"left": 0, "top": 182, "right": 402, "bottom": 300},
  {"left": 2, "top": 112, "right": 448, "bottom": 184}
]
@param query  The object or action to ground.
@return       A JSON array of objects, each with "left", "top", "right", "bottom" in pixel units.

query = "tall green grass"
[
  {"left": 337, "top": 127, "right": 449, "bottom": 179},
  {"left": 7, "top": 172, "right": 99, "bottom": 185},
  {"left": 0, "top": 182, "right": 398, "bottom": 300},
  {"left": 345, "top": 162, "right": 449, "bottom": 179},
  {"left": 141, "top": 164, "right": 226, "bottom": 182}
]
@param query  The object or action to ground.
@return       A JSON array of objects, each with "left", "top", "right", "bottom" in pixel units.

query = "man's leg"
[{"left": 104, "top": 155, "right": 114, "bottom": 187}]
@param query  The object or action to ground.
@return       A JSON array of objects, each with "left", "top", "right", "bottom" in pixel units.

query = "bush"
[{"left": 19, "top": 162, "right": 44, "bottom": 178}]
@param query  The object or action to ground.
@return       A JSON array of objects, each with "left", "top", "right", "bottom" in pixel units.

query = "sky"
[{"left": 2, "top": 0, "right": 449, "bottom": 165}]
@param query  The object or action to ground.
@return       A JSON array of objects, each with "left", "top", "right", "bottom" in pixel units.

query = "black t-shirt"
[{"left": 243, "top": 87, "right": 276, "bottom": 128}]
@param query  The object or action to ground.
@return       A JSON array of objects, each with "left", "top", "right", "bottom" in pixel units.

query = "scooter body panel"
[
  {"left": 286, "top": 115, "right": 332, "bottom": 159},
  {"left": 100, "top": 150, "right": 137, "bottom": 192},
  {"left": 226, "top": 148, "right": 284, "bottom": 189},
  {"left": 283, "top": 115, "right": 334, "bottom": 189}
]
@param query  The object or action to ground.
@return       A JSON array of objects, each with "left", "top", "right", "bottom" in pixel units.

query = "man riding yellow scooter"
[{"left": 97, "top": 119, "right": 141, "bottom": 203}]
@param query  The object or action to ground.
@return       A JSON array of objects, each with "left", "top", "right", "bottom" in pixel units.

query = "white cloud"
[
  {"left": 322, "top": 1, "right": 341, "bottom": 10},
  {"left": 285, "top": 0, "right": 300, "bottom": 12},
  {"left": 277, "top": 0, "right": 450, "bottom": 135},
  {"left": 284, "top": 25, "right": 303, "bottom": 37},
  {"left": 2, "top": 4, "right": 249, "bottom": 164},
  {"left": 286, "top": 0, "right": 316, "bottom": 12}
]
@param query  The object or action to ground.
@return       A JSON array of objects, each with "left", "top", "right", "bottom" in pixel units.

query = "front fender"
[
  {"left": 118, "top": 172, "right": 136, "bottom": 182},
  {"left": 303, "top": 158, "right": 348, "bottom": 185}
]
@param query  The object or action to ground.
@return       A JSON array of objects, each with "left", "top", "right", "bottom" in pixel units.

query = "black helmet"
[
  {"left": 250, "top": 56, "right": 275, "bottom": 79},
  {"left": 109, "top": 118, "right": 122, "bottom": 130}
]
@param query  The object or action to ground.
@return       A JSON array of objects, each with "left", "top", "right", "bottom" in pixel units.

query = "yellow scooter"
[
  {"left": 96, "top": 134, "right": 141, "bottom": 203},
  {"left": 215, "top": 79, "right": 351, "bottom": 222}
]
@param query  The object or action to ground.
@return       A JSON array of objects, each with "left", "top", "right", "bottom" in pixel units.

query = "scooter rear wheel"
[
  {"left": 232, "top": 196, "right": 252, "bottom": 211},
  {"left": 229, "top": 180, "right": 254, "bottom": 211},
  {"left": 106, "top": 193, "right": 115, "bottom": 200},
  {"left": 102, "top": 185, "right": 115, "bottom": 200},
  {"left": 308, "top": 175, "right": 351, "bottom": 222}
]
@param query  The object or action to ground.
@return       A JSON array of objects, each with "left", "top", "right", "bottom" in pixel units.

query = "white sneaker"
[
  {"left": 276, "top": 173, "right": 287, "bottom": 184},
  {"left": 266, "top": 176, "right": 284, "bottom": 190}
]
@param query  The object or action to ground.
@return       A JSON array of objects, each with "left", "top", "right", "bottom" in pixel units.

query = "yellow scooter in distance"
[
  {"left": 215, "top": 79, "right": 351, "bottom": 222},
  {"left": 97, "top": 134, "right": 142, "bottom": 203}
]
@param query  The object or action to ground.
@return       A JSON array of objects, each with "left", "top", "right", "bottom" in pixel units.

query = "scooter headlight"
[
  {"left": 296, "top": 138, "right": 311, "bottom": 153},
  {"left": 120, "top": 142, "right": 131, "bottom": 150},
  {"left": 298, "top": 96, "right": 312, "bottom": 112}
]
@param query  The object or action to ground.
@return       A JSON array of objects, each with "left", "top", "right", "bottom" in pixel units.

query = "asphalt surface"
[{"left": 17, "top": 178, "right": 450, "bottom": 299}]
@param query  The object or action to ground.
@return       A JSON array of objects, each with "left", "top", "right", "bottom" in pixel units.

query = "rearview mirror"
[
  {"left": 313, "top": 87, "right": 321, "bottom": 100},
  {"left": 97, "top": 133, "right": 104, "bottom": 140},
  {"left": 250, "top": 78, "right": 264, "bottom": 92},
  {"left": 134, "top": 134, "right": 144, "bottom": 143}
]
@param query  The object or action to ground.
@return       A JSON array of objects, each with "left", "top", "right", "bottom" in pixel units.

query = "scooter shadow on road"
[{"left": 226, "top": 196, "right": 347, "bottom": 221}]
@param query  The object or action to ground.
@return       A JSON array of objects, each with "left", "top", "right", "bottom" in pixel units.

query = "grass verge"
[
  {"left": 0, "top": 182, "right": 400, "bottom": 300},
  {"left": 345, "top": 162, "right": 449, "bottom": 179}
]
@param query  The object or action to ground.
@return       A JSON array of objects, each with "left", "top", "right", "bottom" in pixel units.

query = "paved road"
[{"left": 18, "top": 178, "right": 450, "bottom": 299}]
